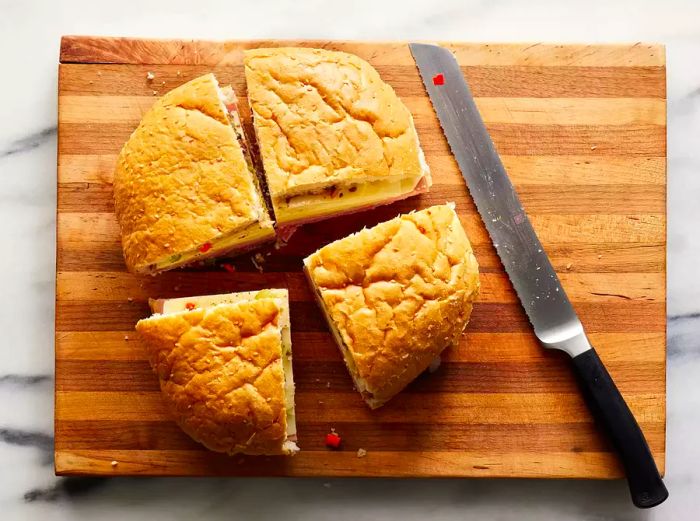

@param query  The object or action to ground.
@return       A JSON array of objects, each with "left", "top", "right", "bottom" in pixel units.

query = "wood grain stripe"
[
  {"left": 56, "top": 212, "right": 665, "bottom": 247},
  {"left": 54, "top": 301, "right": 665, "bottom": 333},
  {"left": 58, "top": 121, "right": 666, "bottom": 156},
  {"left": 59, "top": 95, "right": 665, "bottom": 126},
  {"left": 55, "top": 242, "right": 666, "bottom": 274},
  {"left": 58, "top": 63, "right": 665, "bottom": 99},
  {"left": 58, "top": 154, "right": 666, "bottom": 185},
  {"left": 55, "top": 331, "right": 667, "bottom": 363},
  {"left": 57, "top": 182, "right": 665, "bottom": 215},
  {"left": 54, "top": 420, "right": 665, "bottom": 453},
  {"left": 55, "top": 271, "right": 664, "bottom": 303},
  {"left": 55, "top": 391, "right": 664, "bottom": 424},
  {"left": 55, "top": 359, "right": 665, "bottom": 395},
  {"left": 55, "top": 448, "right": 643, "bottom": 478},
  {"left": 60, "top": 37, "right": 665, "bottom": 67}
]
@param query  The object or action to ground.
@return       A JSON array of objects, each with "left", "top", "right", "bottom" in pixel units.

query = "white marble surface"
[{"left": 1, "top": 0, "right": 699, "bottom": 519}]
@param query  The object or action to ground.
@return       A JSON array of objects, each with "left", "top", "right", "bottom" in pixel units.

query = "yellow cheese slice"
[{"left": 274, "top": 174, "right": 423, "bottom": 225}]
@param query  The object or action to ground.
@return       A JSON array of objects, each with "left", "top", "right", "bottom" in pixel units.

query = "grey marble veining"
[{"left": 1, "top": 0, "right": 699, "bottom": 519}]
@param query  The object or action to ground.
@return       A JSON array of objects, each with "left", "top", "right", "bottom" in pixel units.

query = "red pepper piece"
[
  {"left": 199, "top": 242, "right": 212, "bottom": 253},
  {"left": 432, "top": 73, "right": 445, "bottom": 86},
  {"left": 325, "top": 432, "right": 342, "bottom": 449},
  {"left": 222, "top": 263, "right": 236, "bottom": 273},
  {"left": 185, "top": 302, "right": 196, "bottom": 311}
]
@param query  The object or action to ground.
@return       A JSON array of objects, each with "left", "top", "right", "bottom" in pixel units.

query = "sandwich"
[
  {"left": 244, "top": 47, "right": 432, "bottom": 241},
  {"left": 114, "top": 74, "right": 275, "bottom": 274},
  {"left": 136, "top": 289, "right": 298, "bottom": 455},
  {"left": 303, "top": 204, "right": 479, "bottom": 408}
]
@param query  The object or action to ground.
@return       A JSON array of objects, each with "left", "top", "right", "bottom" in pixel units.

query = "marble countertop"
[{"left": 2, "top": 0, "right": 699, "bottom": 519}]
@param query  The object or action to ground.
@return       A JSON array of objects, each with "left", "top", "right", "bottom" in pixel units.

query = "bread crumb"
[
  {"left": 111, "top": 460, "right": 118, "bottom": 467},
  {"left": 161, "top": 81, "right": 165, "bottom": 86},
  {"left": 357, "top": 448, "right": 367, "bottom": 458},
  {"left": 326, "top": 381, "right": 331, "bottom": 388},
  {"left": 252, "top": 253, "right": 265, "bottom": 273},
  {"left": 97, "top": 71, "right": 102, "bottom": 76},
  {"left": 318, "top": 400, "right": 324, "bottom": 405},
  {"left": 124, "top": 335, "right": 129, "bottom": 341},
  {"left": 176, "top": 70, "right": 181, "bottom": 76},
  {"left": 152, "top": 90, "right": 158, "bottom": 96},
  {"left": 127, "top": 297, "right": 133, "bottom": 302},
  {"left": 598, "top": 254, "right": 603, "bottom": 259},
  {"left": 590, "top": 145, "right": 597, "bottom": 150},
  {"left": 323, "top": 482, "right": 331, "bottom": 488},
  {"left": 88, "top": 80, "right": 93, "bottom": 84},
  {"left": 566, "top": 262, "right": 573, "bottom": 270},
  {"left": 266, "top": 397, "right": 271, "bottom": 402},
  {"left": 146, "top": 71, "right": 155, "bottom": 80}
]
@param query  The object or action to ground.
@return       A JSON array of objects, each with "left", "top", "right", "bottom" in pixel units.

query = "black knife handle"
[{"left": 571, "top": 348, "right": 668, "bottom": 508}]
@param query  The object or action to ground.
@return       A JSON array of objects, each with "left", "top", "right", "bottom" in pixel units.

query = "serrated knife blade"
[{"left": 410, "top": 42, "right": 667, "bottom": 508}]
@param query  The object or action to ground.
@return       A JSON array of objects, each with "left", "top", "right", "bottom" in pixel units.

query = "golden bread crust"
[
  {"left": 135, "top": 299, "right": 292, "bottom": 455},
  {"left": 113, "top": 73, "right": 271, "bottom": 274},
  {"left": 244, "top": 47, "right": 429, "bottom": 199},
  {"left": 304, "top": 204, "right": 480, "bottom": 408}
]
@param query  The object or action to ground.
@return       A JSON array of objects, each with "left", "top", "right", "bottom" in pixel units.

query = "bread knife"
[{"left": 410, "top": 42, "right": 668, "bottom": 508}]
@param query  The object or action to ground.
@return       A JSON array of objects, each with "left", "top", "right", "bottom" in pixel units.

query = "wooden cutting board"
[{"left": 55, "top": 36, "right": 667, "bottom": 477}]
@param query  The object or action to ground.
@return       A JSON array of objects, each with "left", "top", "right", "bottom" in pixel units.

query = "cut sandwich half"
[
  {"left": 113, "top": 73, "right": 275, "bottom": 274},
  {"left": 303, "top": 204, "right": 479, "bottom": 408},
  {"left": 136, "top": 289, "right": 298, "bottom": 455},
  {"left": 244, "top": 47, "right": 432, "bottom": 241}
]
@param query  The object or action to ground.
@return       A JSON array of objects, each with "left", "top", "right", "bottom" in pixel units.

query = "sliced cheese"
[
  {"left": 153, "top": 223, "right": 275, "bottom": 272},
  {"left": 274, "top": 174, "right": 423, "bottom": 225}
]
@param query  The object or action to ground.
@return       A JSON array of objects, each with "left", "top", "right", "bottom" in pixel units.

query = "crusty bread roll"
[
  {"left": 303, "top": 204, "right": 479, "bottom": 408},
  {"left": 114, "top": 74, "right": 275, "bottom": 274},
  {"left": 136, "top": 289, "right": 298, "bottom": 455},
  {"left": 244, "top": 47, "right": 431, "bottom": 240}
]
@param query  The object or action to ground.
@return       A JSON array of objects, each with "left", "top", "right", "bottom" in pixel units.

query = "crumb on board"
[
  {"left": 598, "top": 254, "right": 603, "bottom": 259},
  {"left": 127, "top": 297, "right": 133, "bottom": 302},
  {"left": 124, "top": 335, "right": 129, "bottom": 341},
  {"left": 566, "top": 262, "right": 573, "bottom": 270},
  {"left": 146, "top": 71, "right": 155, "bottom": 80},
  {"left": 252, "top": 253, "right": 265, "bottom": 272},
  {"left": 326, "top": 381, "right": 331, "bottom": 388},
  {"left": 152, "top": 90, "right": 158, "bottom": 96},
  {"left": 590, "top": 145, "right": 597, "bottom": 150},
  {"left": 357, "top": 448, "right": 367, "bottom": 458},
  {"left": 111, "top": 460, "right": 118, "bottom": 467},
  {"left": 176, "top": 70, "right": 181, "bottom": 76},
  {"left": 318, "top": 400, "right": 324, "bottom": 405}
]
